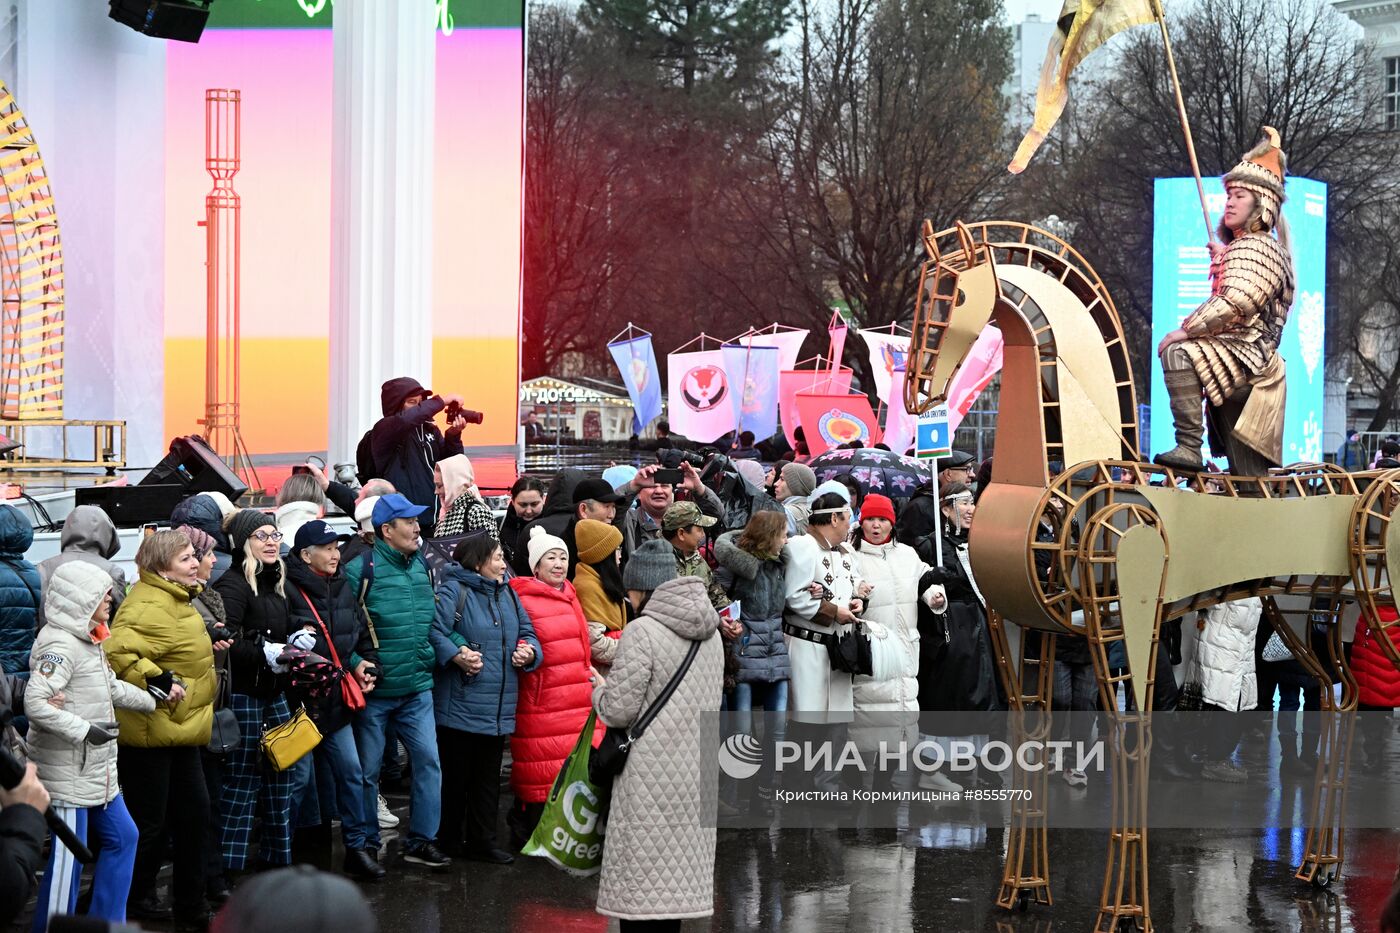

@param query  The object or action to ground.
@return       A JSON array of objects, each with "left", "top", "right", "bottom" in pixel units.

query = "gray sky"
[{"left": 1003, "top": 0, "right": 1063, "bottom": 23}]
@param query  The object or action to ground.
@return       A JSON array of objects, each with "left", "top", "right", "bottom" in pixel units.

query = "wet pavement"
[
  {"left": 348, "top": 803, "right": 1396, "bottom": 932},
  {"left": 12, "top": 780, "right": 1394, "bottom": 932}
]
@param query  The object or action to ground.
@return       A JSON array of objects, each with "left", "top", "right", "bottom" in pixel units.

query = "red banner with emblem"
[
  {"left": 778, "top": 367, "right": 852, "bottom": 447},
  {"left": 793, "top": 391, "right": 883, "bottom": 456}
]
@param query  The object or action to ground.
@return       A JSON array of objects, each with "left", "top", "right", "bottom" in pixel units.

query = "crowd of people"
[{"left": 2, "top": 381, "right": 1399, "bottom": 933}]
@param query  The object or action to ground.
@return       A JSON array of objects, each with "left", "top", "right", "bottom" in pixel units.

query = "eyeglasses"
[{"left": 251, "top": 531, "right": 285, "bottom": 543}]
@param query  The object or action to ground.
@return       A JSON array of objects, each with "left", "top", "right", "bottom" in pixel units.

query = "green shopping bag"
[{"left": 521, "top": 711, "right": 607, "bottom": 876}]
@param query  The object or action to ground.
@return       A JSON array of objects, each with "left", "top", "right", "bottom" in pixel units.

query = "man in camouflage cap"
[{"left": 661, "top": 501, "right": 730, "bottom": 612}]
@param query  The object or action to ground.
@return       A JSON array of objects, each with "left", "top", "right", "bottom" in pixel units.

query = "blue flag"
[
  {"left": 608, "top": 334, "right": 662, "bottom": 432},
  {"left": 721, "top": 344, "right": 780, "bottom": 441}
]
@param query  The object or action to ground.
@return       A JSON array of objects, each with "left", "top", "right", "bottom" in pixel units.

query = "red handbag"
[{"left": 298, "top": 590, "right": 367, "bottom": 712}]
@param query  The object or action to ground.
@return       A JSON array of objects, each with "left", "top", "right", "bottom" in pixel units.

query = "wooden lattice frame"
[{"left": 0, "top": 80, "right": 64, "bottom": 419}]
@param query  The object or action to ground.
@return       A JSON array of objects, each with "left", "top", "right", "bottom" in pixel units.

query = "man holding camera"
[
  {"left": 621, "top": 460, "right": 723, "bottom": 556},
  {"left": 367, "top": 377, "right": 479, "bottom": 538}
]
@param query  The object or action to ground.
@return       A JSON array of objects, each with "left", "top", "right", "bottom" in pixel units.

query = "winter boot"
[{"left": 1153, "top": 369, "right": 1207, "bottom": 472}]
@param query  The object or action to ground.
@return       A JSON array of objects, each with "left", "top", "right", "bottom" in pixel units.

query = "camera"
[
  {"left": 657, "top": 447, "right": 704, "bottom": 470},
  {"left": 444, "top": 401, "right": 484, "bottom": 425}
]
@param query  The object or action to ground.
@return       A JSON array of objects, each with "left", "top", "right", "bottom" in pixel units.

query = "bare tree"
[
  {"left": 749, "top": 0, "right": 1013, "bottom": 388},
  {"left": 523, "top": 5, "right": 653, "bottom": 378},
  {"left": 1337, "top": 214, "right": 1400, "bottom": 429}
]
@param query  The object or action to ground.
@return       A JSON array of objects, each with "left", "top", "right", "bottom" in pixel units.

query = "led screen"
[
  {"left": 1150, "top": 176, "right": 1326, "bottom": 466},
  {"left": 163, "top": 1, "right": 523, "bottom": 453}
]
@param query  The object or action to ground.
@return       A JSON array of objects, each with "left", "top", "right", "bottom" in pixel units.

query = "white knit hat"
[
  {"left": 527, "top": 525, "right": 569, "bottom": 572},
  {"left": 354, "top": 496, "right": 381, "bottom": 532}
]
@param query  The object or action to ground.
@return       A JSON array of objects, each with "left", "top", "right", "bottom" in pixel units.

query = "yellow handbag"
[{"left": 260, "top": 706, "right": 322, "bottom": 771}]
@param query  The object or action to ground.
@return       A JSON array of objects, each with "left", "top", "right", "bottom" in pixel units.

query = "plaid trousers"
[{"left": 218, "top": 693, "right": 293, "bottom": 870}]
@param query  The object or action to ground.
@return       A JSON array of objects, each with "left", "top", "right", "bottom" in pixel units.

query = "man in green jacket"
[
  {"left": 344, "top": 494, "right": 450, "bottom": 871},
  {"left": 661, "top": 502, "right": 731, "bottom": 613}
]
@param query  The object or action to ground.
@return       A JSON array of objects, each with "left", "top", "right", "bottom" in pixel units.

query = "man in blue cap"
[{"left": 342, "top": 494, "right": 450, "bottom": 871}]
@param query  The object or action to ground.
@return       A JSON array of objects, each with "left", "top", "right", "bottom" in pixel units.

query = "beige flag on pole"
[{"left": 1008, "top": 0, "right": 1158, "bottom": 174}]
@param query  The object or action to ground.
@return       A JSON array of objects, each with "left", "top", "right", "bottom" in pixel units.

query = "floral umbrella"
[{"left": 808, "top": 447, "right": 934, "bottom": 500}]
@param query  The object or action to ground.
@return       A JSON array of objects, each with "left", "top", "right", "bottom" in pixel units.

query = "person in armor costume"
[{"left": 1154, "top": 127, "right": 1294, "bottom": 476}]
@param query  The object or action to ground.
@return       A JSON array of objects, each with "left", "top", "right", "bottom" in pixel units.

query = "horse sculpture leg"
[
  {"left": 1078, "top": 504, "right": 1168, "bottom": 933},
  {"left": 987, "top": 611, "right": 1054, "bottom": 912},
  {"left": 1259, "top": 595, "right": 1355, "bottom": 889}
]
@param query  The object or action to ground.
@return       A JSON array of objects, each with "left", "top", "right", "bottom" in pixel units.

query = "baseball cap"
[
  {"left": 661, "top": 501, "right": 716, "bottom": 533},
  {"left": 293, "top": 520, "right": 347, "bottom": 552},
  {"left": 572, "top": 477, "right": 623, "bottom": 505},
  {"left": 371, "top": 493, "right": 429, "bottom": 529}
]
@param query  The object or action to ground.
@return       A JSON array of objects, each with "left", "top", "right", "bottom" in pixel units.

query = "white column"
[{"left": 329, "top": 0, "right": 437, "bottom": 464}]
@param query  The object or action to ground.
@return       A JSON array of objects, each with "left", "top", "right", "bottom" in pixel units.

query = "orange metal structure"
[{"left": 199, "top": 89, "right": 257, "bottom": 486}]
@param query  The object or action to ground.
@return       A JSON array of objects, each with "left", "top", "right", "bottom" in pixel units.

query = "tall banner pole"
[
  {"left": 1153, "top": 0, "right": 1214, "bottom": 244},
  {"left": 932, "top": 460, "right": 943, "bottom": 567}
]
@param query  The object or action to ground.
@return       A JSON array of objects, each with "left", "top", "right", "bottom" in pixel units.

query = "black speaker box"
[
  {"left": 109, "top": 0, "right": 212, "bottom": 43},
  {"left": 140, "top": 435, "right": 249, "bottom": 502},
  {"left": 75, "top": 485, "right": 192, "bottom": 529}
]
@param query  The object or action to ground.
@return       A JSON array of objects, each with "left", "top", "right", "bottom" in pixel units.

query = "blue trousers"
[
  {"left": 33, "top": 795, "right": 139, "bottom": 932},
  {"left": 354, "top": 691, "right": 441, "bottom": 848},
  {"left": 287, "top": 723, "right": 374, "bottom": 850}
]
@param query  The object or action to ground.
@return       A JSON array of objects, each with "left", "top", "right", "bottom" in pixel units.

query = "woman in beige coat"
[{"left": 591, "top": 542, "right": 723, "bottom": 930}]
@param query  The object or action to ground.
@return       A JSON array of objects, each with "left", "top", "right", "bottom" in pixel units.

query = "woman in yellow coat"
[{"left": 104, "top": 529, "right": 217, "bottom": 926}]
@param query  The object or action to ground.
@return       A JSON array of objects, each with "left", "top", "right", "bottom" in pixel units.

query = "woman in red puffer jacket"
[
  {"left": 507, "top": 528, "right": 601, "bottom": 850},
  {"left": 1353, "top": 605, "right": 1400, "bottom": 766}
]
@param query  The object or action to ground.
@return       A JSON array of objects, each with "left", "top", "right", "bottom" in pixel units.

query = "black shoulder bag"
[{"left": 589, "top": 639, "right": 702, "bottom": 792}]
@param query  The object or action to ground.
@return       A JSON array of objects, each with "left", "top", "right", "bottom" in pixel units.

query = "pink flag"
[
  {"left": 740, "top": 328, "right": 809, "bottom": 373},
  {"left": 883, "top": 369, "right": 917, "bottom": 455},
  {"left": 946, "top": 328, "right": 1004, "bottom": 432},
  {"left": 827, "top": 311, "right": 848, "bottom": 370},
  {"left": 779, "top": 367, "right": 853, "bottom": 447}
]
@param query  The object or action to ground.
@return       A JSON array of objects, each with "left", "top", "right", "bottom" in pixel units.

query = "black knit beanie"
[{"left": 224, "top": 508, "right": 276, "bottom": 555}]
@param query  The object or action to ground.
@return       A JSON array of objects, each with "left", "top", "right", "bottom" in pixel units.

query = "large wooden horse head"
[{"left": 905, "top": 221, "right": 1001, "bottom": 416}]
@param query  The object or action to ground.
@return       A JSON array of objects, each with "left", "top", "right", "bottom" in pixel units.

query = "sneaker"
[
  {"left": 403, "top": 841, "right": 452, "bottom": 869},
  {"left": 918, "top": 770, "right": 962, "bottom": 793},
  {"left": 1062, "top": 769, "right": 1088, "bottom": 787},
  {"left": 376, "top": 794, "right": 399, "bottom": 829},
  {"left": 1201, "top": 759, "right": 1247, "bottom": 783}
]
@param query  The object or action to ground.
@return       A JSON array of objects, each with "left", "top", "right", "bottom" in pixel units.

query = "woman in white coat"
[
  {"left": 782, "top": 492, "right": 869, "bottom": 722},
  {"left": 24, "top": 561, "right": 162, "bottom": 930},
  {"left": 1193, "top": 597, "right": 1261, "bottom": 782},
  {"left": 849, "top": 494, "right": 946, "bottom": 788}
]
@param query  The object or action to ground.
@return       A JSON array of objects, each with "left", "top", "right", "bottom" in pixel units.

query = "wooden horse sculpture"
[{"left": 905, "top": 220, "right": 1400, "bottom": 932}]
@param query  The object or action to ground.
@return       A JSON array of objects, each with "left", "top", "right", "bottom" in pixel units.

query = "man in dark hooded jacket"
[
  {"left": 169, "top": 492, "right": 236, "bottom": 583},
  {"left": 36, "top": 505, "right": 128, "bottom": 626},
  {"left": 510, "top": 469, "right": 587, "bottom": 578},
  {"left": 509, "top": 467, "right": 656, "bottom": 578},
  {"left": 368, "top": 377, "right": 467, "bottom": 538}
]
